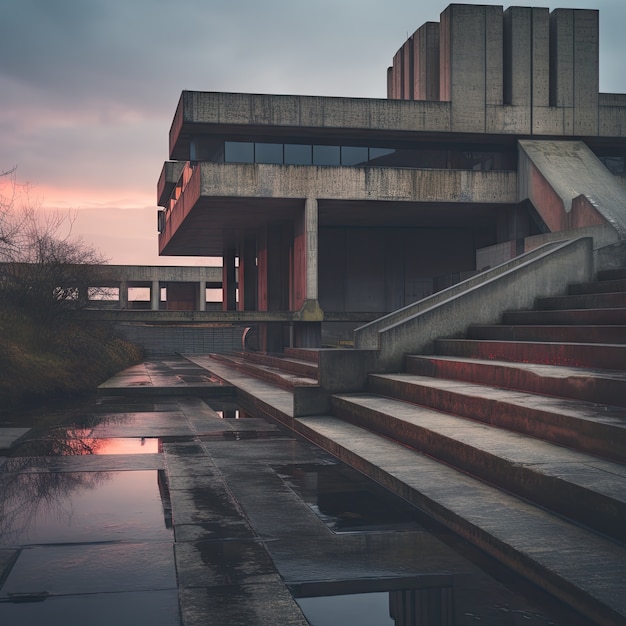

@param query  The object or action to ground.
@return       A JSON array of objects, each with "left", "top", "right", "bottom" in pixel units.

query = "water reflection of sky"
[
  {"left": 297, "top": 592, "right": 395, "bottom": 626},
  {"left": 0, "top": 470, "right": 171, "bottom": 546}
]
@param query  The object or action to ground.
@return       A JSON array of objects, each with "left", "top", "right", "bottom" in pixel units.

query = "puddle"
[
  {"left": 13, "top": 434, "right": 161, "bottom": 457},
  {"left": 275, "top": 463, "right": 427, "bottom": 533},
  {"left": 292, "top": 576, "right": 565, "bottom": 626},
  {"left": 291, "top": 577, "right": 455, "bottom": 626},
  {"left": 296, "top": 592, "right": 399, "bottom": 626},
  {"left": 0, "top": 470, "right": 172, "bottom": 546}
]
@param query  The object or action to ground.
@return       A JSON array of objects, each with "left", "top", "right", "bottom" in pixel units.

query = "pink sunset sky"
[{"left": 2, "top": 0, "right": 625, "bottom": 266}]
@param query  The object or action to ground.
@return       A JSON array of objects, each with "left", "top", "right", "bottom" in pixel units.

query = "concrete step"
[
  {"left": 330, "top": 392, "right": 626, "bottom": 543},
  {"left": 536, "top": 292, "right": 626, "bottom": 310},
  {"left": 405, "top": 354, "right": 626, "bottom": 407},
  {"left": 598, "top": 268, "right": 626, "bottom": 281},
  {"left": 466, "top": 324, "right": 626, "bottom": 343},
  {"left": 294, "top": 414, "right": 626, "bottom": 626},
  {"left": 368, "top": 371, "right": 626, "bottom": 462},
  {"left": 502, "top": 307, "right": 626, "bottom": 325},
  {"left": 207, "top": 353, "right": 318, "bottom": 391},
  {"left": 234, "top": 351, "right": 318, "bottom": 378},
  {"left": 568, "top": 278, "right": 626, "bottom": 295},
  {"left": 283, "top": 347, "right": 320, "bottom": 364},
  {"left": 435, "top": 338, "right": 626, "bottom": 369}
]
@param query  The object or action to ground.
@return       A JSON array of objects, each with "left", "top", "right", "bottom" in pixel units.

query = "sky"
[{"left": 1, "top": 0, "right": 625, "bottom": 265}]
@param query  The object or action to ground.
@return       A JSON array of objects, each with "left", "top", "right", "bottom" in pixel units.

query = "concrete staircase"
[
  {"left": 189, "top": 267, "right": 626, "bottom": 625},
  {"left": 206, "top": 348, "right": 320, "bottom": 391}
]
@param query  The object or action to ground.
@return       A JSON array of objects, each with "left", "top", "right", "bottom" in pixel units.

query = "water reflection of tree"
[
  {"left": 7, "top": 412, "right": 130, "bottom": 457},
  {"left": 0, "top": 467, "right": 111, "bottom": 545},
  {"left": 0, "top": 412, "right": 125, "bottom": 545}
]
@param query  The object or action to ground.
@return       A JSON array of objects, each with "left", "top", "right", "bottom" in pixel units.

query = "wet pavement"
[{"left": 0, "top": 358, "right": 596, "bottom": 625}]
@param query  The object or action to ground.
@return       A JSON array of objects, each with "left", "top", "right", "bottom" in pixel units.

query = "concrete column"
[
  {"left": 150, "top": 280, "right": 160, "bottom": 311},
  {"left": 305, "top": 197, "right": 319, "bottom": 301},
  {"left": 222, "top": 247, "right": 236, "bottom": 311},
  {"left": 257, "top": 228, "right": 268, "bottom": 311},
  {"left": 119, "top": 280, "right": 128, "bottom": 309},
  {"left": 198, "top": 280, "right": 206, "bottom": 311},
  {"left": 239, "top": 238, "right": 257, "bottom": 311}
]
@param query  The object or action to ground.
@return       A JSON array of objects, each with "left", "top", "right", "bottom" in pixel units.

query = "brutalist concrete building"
[{"left": 156, "top": 3, "right": 626, "bottom": 352}]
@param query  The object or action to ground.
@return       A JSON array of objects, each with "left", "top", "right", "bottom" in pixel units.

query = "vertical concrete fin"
[
  {"left": 485, "top": 5, "right": 503, "bottom": 107},
  {"left": 413, "top": 22, "right": 440, "bottom": 101},
  {"left": 504, "top": 7, "right": 532, "bottom": 107},
  {"left": 531, "top": 8, "right": 551, "bottom": 109},
  {"left": 549, "top": 9, "right": 574, "bottom": 111},
  {"left": 573, "top": 9, "right": 599, "bottom": 135},
  {"left": 402, "top": 37, "right": 414, "bottom": 100}
]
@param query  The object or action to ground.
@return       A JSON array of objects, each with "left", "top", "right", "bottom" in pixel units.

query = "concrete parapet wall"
[
  {"left": 524, "top": 224, "right": 619, "bottom": 252},
  {"left": 357, "top": 238, "right": 594, "bottom": 371},
  {"left": 195, "top": 162, "right": 517, "bottom": 204},
  {"left": 90, "top": 264, "right": 222, "bottom": 284},
  {"left": 114, "top": 323, "right": 244, "bottom": 357}
]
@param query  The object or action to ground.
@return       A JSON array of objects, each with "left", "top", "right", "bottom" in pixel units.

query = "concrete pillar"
[
  {"left": 119, "top": 280, "right": 128, "bottom": 309},
  {"left": 222, "top": 247, "right": 236, "bottom": 311},
  {"left": 305, "top": 197, "right": 319, "bottom": 302},
  {"left": 198, "top": 280, "right": 206, "bottom": 311},
  {"left": 150, "top": 280, "right": 160, "bottom": 311},
  {"left": 241, "top": 238, "right": 257, "bottom": 311},
  {"left": 257, "top": 229, "right": 268, "bottom": 311}
]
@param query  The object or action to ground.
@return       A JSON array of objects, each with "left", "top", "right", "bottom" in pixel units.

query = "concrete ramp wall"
[
  {"left": 518, "top": 140, "right": 626, "bottom": 239},
  {"left": 355, "top": 238, "right": 594, "bottom": 372}
]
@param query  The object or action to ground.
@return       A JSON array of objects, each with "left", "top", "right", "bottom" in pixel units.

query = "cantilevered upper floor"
[{"left": 155, "top": 4, "right": 626, "bottom": 342}]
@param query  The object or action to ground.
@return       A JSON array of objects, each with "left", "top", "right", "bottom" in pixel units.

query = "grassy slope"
[{"left": 0, "top": 310, "right": 142, "bottom": 409}]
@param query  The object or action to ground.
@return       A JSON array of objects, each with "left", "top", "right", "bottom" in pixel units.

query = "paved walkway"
[{"left": 0, "top": 359, "right": 600, "bottom": 625}]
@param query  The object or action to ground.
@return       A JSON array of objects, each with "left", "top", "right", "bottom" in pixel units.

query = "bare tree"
[{"left": 0, "top": 168, "right": 107, "bottom": 326}]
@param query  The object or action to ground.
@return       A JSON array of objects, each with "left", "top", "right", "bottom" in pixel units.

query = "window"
[
  {"left": 255, "top": 143, "right": 283, "bottom": 164},
  {"left": 285, "top": 144, "right": 312, "bottom": 165},
  {"left": 225, "top": 142, "right": 254, "bottom": 163},
  {"left": 313, "top": 145, "right": 340, "bottom": 166},
  {"left": 341, "top": 146, "right": 368, "bottom": 166}
]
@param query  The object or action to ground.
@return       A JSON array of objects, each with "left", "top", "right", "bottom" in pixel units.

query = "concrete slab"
[
  {"left": 179, "top": 581, "right": 309, "bottom": 626},
  {"left": 98, "top": 358, "right": 235, "bottom": 398}
]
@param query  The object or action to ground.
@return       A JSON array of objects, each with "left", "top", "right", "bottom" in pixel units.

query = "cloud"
[{"left": 1, "top": 0, "right": 625, "bottom": 264}]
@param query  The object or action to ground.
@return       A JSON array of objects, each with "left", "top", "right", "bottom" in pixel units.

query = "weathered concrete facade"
[{"left": 157, "top": 3, "right": 626, "bottom": 350}]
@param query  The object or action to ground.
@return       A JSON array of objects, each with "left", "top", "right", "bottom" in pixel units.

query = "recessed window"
[
  {"left": 285, "top": 144, "right": 312, "bottom": 165},
  {"left": 225, "top": 141, "right": 254, "bottom": 163},
  {"left": 369, "top": 148, "right": 395, "bottom": 160},
  {"left": 255, "top": 143, "right": 283, "bottom": 164},
  {"left": 313, "top": 145, "right": 340, "bottom": 166},
  {"left": 341, "top": 146, "right": 369, "bottom": 166}
]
